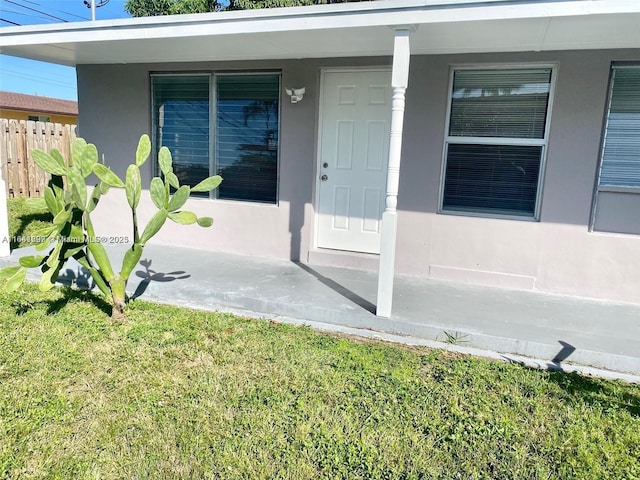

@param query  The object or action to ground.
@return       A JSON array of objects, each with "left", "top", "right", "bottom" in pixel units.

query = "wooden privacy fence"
[{"left": 0, "top": 118, "right": 77, "bottom": 198}]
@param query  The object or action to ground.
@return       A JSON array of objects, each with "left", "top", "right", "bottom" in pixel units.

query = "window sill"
[
  {"left": 438, "top": 208, "right": 539, "bottom": 222},
  {"left": 597, "top": 186, "right": 640, "bottom": 195},
  {"left": 186, "top": 196, "right": 279, "bottom": 207}
]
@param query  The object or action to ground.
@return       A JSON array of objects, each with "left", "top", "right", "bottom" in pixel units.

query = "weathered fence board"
[{"left": 0, "top": 118, "right": 77, "bottom": 198}]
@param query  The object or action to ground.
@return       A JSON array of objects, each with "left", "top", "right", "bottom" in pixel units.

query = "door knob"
[{"left": 321, "top": 175, "right": 328, "bottom": 181}]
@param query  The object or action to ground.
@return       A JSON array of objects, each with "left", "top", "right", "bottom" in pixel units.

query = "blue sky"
[{"left": 0, "top": 0, "right": 132, "bottom": 100}]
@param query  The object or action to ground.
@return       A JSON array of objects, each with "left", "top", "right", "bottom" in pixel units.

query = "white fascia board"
[
  {"left": 1, "top": 0, "right": 639, "bottom": 66},
  {"left": 0, "top": 0, "right": 531, "bottom": 35},
  {"left": 1, "top": 0, "right": 639, "bottom": 48}
]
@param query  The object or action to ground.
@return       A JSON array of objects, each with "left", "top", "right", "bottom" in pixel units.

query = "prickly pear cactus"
[{"left": 0, "top": 134, "right": 221, "bottom": 321}]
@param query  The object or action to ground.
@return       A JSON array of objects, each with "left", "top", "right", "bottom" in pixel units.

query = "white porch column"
[
  {"left": 0, "top": 172, "right": 10, "bottom": 258},
  {"left": 376, "top": 28, "right": 411, "bottom": 318}
]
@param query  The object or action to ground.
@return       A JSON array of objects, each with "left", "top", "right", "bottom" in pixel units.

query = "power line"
[
  {"left": 84, "top": 0, "right": 111, "bottom": 8},
  {"left": 2, "top": 65, "right": 76, "bottom": 81},
  {"left": 21, "top": 0, "right": 90, "bottom": 20},
  {"left": 1, "top": 70, "right": 76, "bottom": 89},
  {"left": 1, "top": 6, "right": 58, "bottom": 22},
  {"left": 3, "top": 0, "right": 68, "bottom": 22},
  {"left": 0, "top": 17, "right": 21, "bottom": 25}
]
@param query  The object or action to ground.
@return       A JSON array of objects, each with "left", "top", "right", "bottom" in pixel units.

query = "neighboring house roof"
[
  {"left": 0, "top": 0, "right": 639, "bottom": 66},
  {"left": 0, "top": 91, "right": 78, "bottom": 116}
]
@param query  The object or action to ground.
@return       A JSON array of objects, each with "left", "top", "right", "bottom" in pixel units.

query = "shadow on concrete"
[
  {"left": 294, "top": 261, "right": 376, "bottom": 314},
  {"left": 552, "top": 340, "right": 576, "bottom": 363},
  {"left": 131, "top": 258, "right": 191, "bottom": 300},
  {"left": 502, "top": 340, "right": 577, "bottom": 373},
  {"left": 58, "top": 267, "right": 95, "bottom": 290}
]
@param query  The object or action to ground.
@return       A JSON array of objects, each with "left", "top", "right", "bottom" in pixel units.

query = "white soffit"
[{"left": 0, "top": 0, "right": 639, "bottom": 65}]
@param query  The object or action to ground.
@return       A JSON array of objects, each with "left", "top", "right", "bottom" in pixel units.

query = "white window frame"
[
  {"left": 151, "top": 71, "right": 282, "bottom": 204},
  {"left": 589, "top": 62, "right": 640, "bottom": 232},
  {"left": 438, "top": 63, "right": 557, "bottom": 221},
  {"left": 594, "top": 63, "right": 640, "bottom": 196},
  {"left": 150, "top": 72, "right": 213, "bottom": 199}
]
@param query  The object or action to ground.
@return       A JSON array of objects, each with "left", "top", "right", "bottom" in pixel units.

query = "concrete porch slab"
[{"left": 3, "top": 243, "right": 639, "bottom": 378}]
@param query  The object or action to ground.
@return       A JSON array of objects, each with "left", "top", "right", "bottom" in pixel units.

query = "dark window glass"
[
  {"left": 216, "top": 74, "right": 280, "bottom": 203},
  {"left": 600, "top": 67, "right": 640, "bottom": 187},
  {"left": 449, "top": 69, "right": 551, "bottom": 139},
  {"left": 442, "top": 67, "right": 552, "bottom": 218},
  {"left": 152, "top": 75, "right": 210, "bottom": 196},
  {"left": 443, "top": 144, "right": 542, "bottom": 217},
  {"left": 152, "top": 73, "right": 280, "bottom": 203}
]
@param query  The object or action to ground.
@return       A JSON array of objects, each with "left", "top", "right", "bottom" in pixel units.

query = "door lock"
[{"left": 321, "top": 175, "right": 328, "bottom": 181}]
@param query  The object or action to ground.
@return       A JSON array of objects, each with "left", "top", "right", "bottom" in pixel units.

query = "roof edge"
[{"left": 1, "top": 0, "right": 637, "bottom": 38}]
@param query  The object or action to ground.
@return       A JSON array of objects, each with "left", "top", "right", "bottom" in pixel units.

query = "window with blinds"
[
  {"left": 151, "top": 72, "right": 280, "bottom": 203},
  {"left": 441, "top": 67, "right": 553, "bottom": 219},
  {"left": 152, "top": 74, "right": 211, "bottom": 195},
  {"left": 216, "top": 74, "right": 279, "bottom": 203},
  {"left": 599, "top": 66, "right": 640, "bottom": 188}
]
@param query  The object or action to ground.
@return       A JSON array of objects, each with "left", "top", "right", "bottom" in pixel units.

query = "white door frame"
[{"left": 313, "top": 66, "right": 392, "bottom": 253}]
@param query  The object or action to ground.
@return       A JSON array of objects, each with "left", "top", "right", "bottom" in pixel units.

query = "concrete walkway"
[{"left": 3, "top": 244, "right": 640, "bottom": 379}]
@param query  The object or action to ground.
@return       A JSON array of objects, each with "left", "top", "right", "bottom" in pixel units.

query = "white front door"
[{"left": 316, "top": 69, "right": 392, "bottom": 254}]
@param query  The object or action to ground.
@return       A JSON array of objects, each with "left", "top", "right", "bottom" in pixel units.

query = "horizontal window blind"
[
  {"left": 216, "top": 74, "right": 280, "bottom": 203},
  {"left": 600, "top": 66, "right": 640, "bottom": 187},
  {"left": 152, "top": 73, "right": 281, "bottom": 203},
  {"left": 152, "top": 75, "right": 210, "bottom": 195},
  {"left": 441, "top": 67, "right": 552, "bottom": 219},
  {"left": 443, "top": 144, "right": 542, "bottom": 217},
  {"left": 449, "top": 69, "right": 552, "bottom": 139}
]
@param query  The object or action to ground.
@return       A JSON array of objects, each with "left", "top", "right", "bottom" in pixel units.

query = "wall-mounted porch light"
[{"left": 285, "top": 87, "right": 306, "bottom": 104}]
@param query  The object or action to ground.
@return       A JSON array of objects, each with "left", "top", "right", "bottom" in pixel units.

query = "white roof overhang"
[{"left": 1, "top": 0, "right": 639, "bottom": 66}]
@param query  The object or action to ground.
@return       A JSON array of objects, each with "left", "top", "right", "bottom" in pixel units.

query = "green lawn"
[
  {"left": 2, "top": 197, "right": 640, "bottom": 478},
  {"left": 6, "top": 197, "right": 53, "bottom": 250},
  {"left": 0, "top": 284, "right": 638, "bottom": 479}
]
